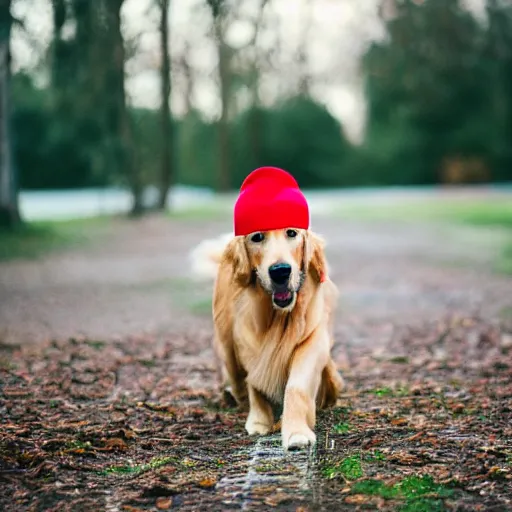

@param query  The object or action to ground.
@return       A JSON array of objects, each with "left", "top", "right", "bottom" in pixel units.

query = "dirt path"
[{"left": 1, "top": 213, "right": 511, "bottom": 510}]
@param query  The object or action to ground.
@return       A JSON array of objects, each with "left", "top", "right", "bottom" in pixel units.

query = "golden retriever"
[{"left": 191, "top": 227, "right": 343, "bottom": 450}]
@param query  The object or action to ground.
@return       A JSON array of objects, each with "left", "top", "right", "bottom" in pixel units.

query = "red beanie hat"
[{"left": 234, "top": 167, "right": 309, "bottom": 236}]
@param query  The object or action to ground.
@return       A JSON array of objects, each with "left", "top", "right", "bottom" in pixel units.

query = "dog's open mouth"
[{"left": 272, "top": 290, "right": 294, "bottom": 308}]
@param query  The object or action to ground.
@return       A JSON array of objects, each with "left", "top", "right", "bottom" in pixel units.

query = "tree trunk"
[
  {"left": 157, "top": 0, "right": 172, "bottom": 211},
  {"left": 106, "top": 0, "right": 143, "bottom": 215},
  {"left": 248, "top": 0, "right": 268, "bottom": 168},
  {"left": 207, "top": 0, "right": 230, "bottom": 192},
  {"left": 0, "top": 0, "right": 20, "bottom": 228},
  {"left": 51, "top": 0, "right": 66, "bottom": 87},
  {"left": 215, "top": 20, "right": 230, "bottom": 192}
]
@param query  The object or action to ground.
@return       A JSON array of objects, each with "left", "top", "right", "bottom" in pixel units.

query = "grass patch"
[
  {"left": 352, "top": 479, "right": 399, "bottom": 499},
  {"left": 370, "top": 387, "right": 394, "bottom": 397},
  {"left": 0, "top": 217, "right": 110, "bottom": 261},
  {"left": 369, "top": 386, "right": 409, "bottom": 398},
  {"left": 323, "top": 455, "right": 363, "bottom": 480},
  {"left": 84, "top": 340, "right": 107, "bottom": 351},
  {"left": 166, "top": 277, "right": 213, "bottom": 316},
  {"left": 0, "top": 357, "right": 17, "bottom": 371},
  {"left": 336, "top": 198, "right": 512, "bottom": 228},
  {"left": 189, "top": 297, "right": 213, "bottom": 315},
  {"left": 397, "top": 475, "right": 453, "bottom": 499},
  {"left": 332, "top": 422, "right": 352, "bottom": 434},
  {"left": 364, "top": 450, "right": 386, "bottom": 462},
  {"left": 390, "top": 356, "right": 410, "bottom": 364},
  {"left": 496, "top": 242, "right": 512, "bottom": 275},
  {"left": 102, "top": 455, "right": 177, "bottom": 476},
  {"left": 499, "top": 306, "right": 512, "bottom": 320},
  {"left": 352, "top": 475, "right": 454, "bottom": 512},
  {"left": 65, "top": 440, "right": 92, "bottom": 450},
  {"left": 336, "top": 197, "right": 512, "bottom": 276}
]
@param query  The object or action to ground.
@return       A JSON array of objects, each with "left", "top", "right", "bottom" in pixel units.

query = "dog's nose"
[{"left": 269, "top": 263, "right": 292, "bottom": 285}]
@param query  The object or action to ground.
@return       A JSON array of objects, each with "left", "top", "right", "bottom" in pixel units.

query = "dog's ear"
[
  {"left": 303, "top": 231, "right": 327, "bottom": 284},
  {"left": 223, "top": 236, "right": 252, "bottom": 286}
]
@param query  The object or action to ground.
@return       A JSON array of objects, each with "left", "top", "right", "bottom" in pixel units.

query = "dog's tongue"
[{"left": 274, "top": 291, "right": 291, "bottom": 301}]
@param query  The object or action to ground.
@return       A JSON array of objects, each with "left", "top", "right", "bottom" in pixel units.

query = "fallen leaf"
[
  {"left": 451, "top": 403, "right": 465, "bottom": 413},
  {"left": 156, "top": 497, "right": 172, "bottom": 510},
  {"left": 198, "top": 477, "right": 217, "bottom": 489},
  {"left": 345, "top": 494, "right": 372, "bottom": 505},
  {"left": 265, "top": 492, "right": 292, "bottom": 506},
  {"left": 97, "top": 438, "right": 128, "bottom": 451},
  {"left": 406, "top": 431, "right": 424, "bottom": 442}
]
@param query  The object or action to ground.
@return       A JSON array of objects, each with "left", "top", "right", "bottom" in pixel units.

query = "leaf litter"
[{"left": 0, "top": 314, "right": 511, "bottom": 510}]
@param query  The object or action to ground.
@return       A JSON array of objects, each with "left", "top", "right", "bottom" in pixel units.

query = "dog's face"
[{"left": 224, "top": 228, "right": 326, "bottom": 312}]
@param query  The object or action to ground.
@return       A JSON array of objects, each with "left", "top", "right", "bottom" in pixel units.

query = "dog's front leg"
[
  {"left": 245, "top": 385, "right": 274, "bottom": 435},
  {"left": 281, "top": 328, "right": 329, "bottom": 451}
]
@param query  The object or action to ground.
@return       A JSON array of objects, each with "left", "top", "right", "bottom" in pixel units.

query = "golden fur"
[{"left": 194, "top": 228, "right": 343, "bottom": 450}]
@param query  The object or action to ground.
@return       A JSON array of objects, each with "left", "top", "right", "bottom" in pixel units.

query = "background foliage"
[{"left": 6, "top": 0, "right": 512, "bottom": 197}]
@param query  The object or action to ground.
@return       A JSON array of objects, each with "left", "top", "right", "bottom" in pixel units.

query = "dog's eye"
[
  {"left": 251, "top": 233, "right": 265, "bottom": 243},
  {"left": 286, "top": 229, "right": 298, "bottom": 239}
]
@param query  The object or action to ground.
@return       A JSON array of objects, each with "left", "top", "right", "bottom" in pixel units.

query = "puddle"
[{"left": 217, "top": 435, "right": 315, "bottom": 509}]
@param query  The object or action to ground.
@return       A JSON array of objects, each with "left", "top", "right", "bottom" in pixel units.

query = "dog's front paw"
[
  {"left": 282, "top": 428, "right": 316, "bottom": 451},
  {"left": 245, "top": 415, "right": 272, "bottom": 436}
]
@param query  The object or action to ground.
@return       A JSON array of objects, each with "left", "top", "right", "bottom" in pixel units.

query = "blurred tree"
[
  {"left": 363, "top": 0, "right": 493, "bottom": 185},
  {"left": 207, "top": 0, "right": 231, "bottom": 192},
  {"left": 177, "top": 42, "right": 200, "bottom": 181},
  {"left": 156, "top": 0, "right": 173, "bottom": 211},
  {"left": 486, "top": 0, "right": 512, "bottom": 181},
  {"left": 296, "top": 0, "right": 313, "bottom": 96},
  {"left": 232, "top": 96, "right": 350, "bottom": 188},
  {"left": 0, "top": 0, "right": 21, "bottom": 227},
  {"left": 103, "top": 0, "right": 143, "bottom": 215},
  {"left": 246, "top": 0, "right": 269, "bottom": 167},
  {"left": 48, "top": 0, "right": 143, "bottom": 212}
]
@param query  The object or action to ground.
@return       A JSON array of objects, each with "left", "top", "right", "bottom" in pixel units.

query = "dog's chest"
[{"left": 234, "top": 321, "right": 301, "bottom": 403}]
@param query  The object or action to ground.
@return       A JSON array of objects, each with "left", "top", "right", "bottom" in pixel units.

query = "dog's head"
[{"left": 224, "top": 229, "right": 327, "bottom": 312}]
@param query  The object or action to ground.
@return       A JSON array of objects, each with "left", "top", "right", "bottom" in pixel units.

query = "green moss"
[
  {"left": 369, "top": 386, "right": 409, "bottom": 397},
  {"left": 364, "top": 450, "right": 386, "bottom": 462},
  {"left": 84, "top": 340, "right": 107, "bottom": 350},
  {"left": 371, "top": 387, "right": 394, "bottom": 397},
  {"left": 352, "top": 479, "right": 399, "bottom": 499},
  {"left": 332, "top": 406, "right": 353, "bottom": 415},
  {"left": 351, "top": 475, "right": 454, "bottom": 511},
  {"left": 0, "top": 358, "right": 17, "bottom": 370},
  {"left": 390, "top": 356, "right": 409, "bottom": 364},
  {"left": 139, "top": 359, "right": 157, "bottom": 368},
  {"left": 397, "top": 475, "right": 453, "bottom": 499},
  {"left": 65, "top": 440, "right": 92, "bottom": 451},
  {"left": 102, "top": 455, "right": 177, "bottom": 476},
  {"left": 323, "top": 455, "right": 363, "bottom": 480},
  {"left": 333, "top": 422, "right": 352, "bottom": 434}
]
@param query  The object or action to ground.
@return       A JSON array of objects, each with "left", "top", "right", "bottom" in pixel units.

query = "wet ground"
[{"left": 1, "top": 207, "right": 511, "bottom": 511}]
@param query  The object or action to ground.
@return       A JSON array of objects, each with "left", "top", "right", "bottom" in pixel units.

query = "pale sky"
[{"left": 11, "top": 0, "right": 485, "bottom": 144}]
